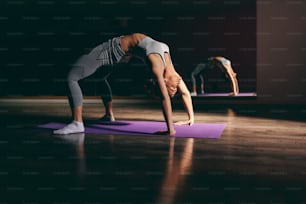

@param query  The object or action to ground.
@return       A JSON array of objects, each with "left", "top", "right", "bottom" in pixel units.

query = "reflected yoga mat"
[
  {"left": 38, "top": 120, "right": 226, "bottom": 139},
  {"left": 195, "top": 92, "right": 256, "bottom": 97}
]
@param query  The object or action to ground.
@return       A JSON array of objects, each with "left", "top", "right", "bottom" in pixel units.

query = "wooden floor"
[{"left": 0, "top": 97, "right": 306, "bottom": 203}]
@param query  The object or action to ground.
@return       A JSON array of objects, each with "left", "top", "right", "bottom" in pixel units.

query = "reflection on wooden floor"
[
  {"left": 0, "top": 98, "right": 306, "bottom": 203},
  {"left": 158, "top": 138, "right": 194, "bottom": 204}
]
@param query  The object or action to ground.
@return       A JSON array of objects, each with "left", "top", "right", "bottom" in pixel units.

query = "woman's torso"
[{"left": 120, "top": 33, "right": 180, "bottom": 80}]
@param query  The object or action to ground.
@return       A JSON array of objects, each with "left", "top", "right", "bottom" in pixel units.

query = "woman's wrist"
[
  {"left": 169, "top": 128, "right": 176, "bottom": 136},
  {"left": 189, "top": 118, "right": 194, "bottom": 125}
]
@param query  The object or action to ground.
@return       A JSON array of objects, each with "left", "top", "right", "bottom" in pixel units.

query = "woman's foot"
[
  {"left": 190, "top": 92, "right": 197, "bottom": 96},
  {"left": 99, "top": 114, "right": 115, "bottom": 122},
  {"left": 53, "top": 121, "right": 84, "bottom": 134}
]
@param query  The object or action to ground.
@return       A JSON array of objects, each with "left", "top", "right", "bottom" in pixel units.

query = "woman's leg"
[
  {"left": 190, "top": 71, "right": 197, "bottom": 95},
  {"left": 199, "top": 75, "right": 205, "bottom": 94},
  {"left": 100, "top": 79, "right": 115, "bottom": 121},
  {"left": 67, "top": 55, "right": 102, "bottom": 121},
  {"left": 190, "top": 64, "right": 204, "bottom": 95},
  {"left": 93, "top": 64, "right": 115, "bottom": 121},
  {"left": 54, "top": 54, "right": 103, "bottom": 134}
]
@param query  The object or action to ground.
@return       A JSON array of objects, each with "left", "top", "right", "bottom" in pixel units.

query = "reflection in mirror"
[{"left": 190, "top": 56, "right": 242, "bottom": 96}]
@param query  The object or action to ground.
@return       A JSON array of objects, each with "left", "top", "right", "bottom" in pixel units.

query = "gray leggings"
[
  {"left": 190, "top": 63, "right": 206, "bottom": 86},
  {"left": 67, "top": 37, "right": 125, "bottom": 107},
  {"left": 67, "top": 47, "right": 113, "bottom": 107}
]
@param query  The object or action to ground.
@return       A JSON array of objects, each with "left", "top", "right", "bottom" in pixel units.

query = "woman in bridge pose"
[
  {"left": 53, "top": 33, "right": 194, "bottom": 136},
  {"left": 190, "top": 56, "right": 239, "bottom": 96}
]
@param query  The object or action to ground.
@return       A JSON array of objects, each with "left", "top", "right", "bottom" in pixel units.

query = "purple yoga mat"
[
  {"left": 195, "top": 92, "right": 256, "bottom": 97},
  {"left": 38, "top": 120, "right": 226, "bottom": 139}
]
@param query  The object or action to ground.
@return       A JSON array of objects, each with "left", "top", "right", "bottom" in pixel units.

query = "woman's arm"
[
  {"left": 149, "top": 54, "right": 176, "bottom": 135},
  {"left": 223, "top": 64, "right": 239, "bottom": 96},
  {"left": 175, "top": 80, "right": 194, "bottom": 126},
  {"left": 214, "top": 57, "right": 239, "bottom": 96}
]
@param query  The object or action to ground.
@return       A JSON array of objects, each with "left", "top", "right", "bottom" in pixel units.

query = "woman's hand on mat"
[{"left": 175, "top": 120, "right": 194, "bottom": 126}]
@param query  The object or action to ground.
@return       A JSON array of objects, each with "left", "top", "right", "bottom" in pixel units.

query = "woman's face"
[{"left": 165, "top": 75, "right": 181, "bottom": 97}]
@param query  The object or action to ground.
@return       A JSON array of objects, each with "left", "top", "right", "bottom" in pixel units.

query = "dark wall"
[
  {"left": 0, "top": 0, "right": 256, "bottom": 96},
  {"left": 257, "top": 0, "right": 306, "bottom": 104}
]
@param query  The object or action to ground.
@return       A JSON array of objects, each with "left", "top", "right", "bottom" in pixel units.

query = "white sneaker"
[{"left": 53, "top": 121, "right": 85, "bottom": 135}]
